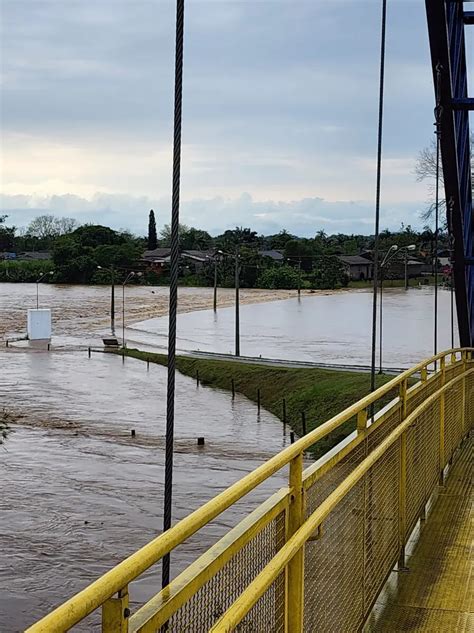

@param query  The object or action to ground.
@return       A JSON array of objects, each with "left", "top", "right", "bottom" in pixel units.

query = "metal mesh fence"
[
  {"left": 242, "top": 572, "right": 285, "bottom": 633},
  {"left": 303, "top": 440, "right": 400, "bottom": 632},
  {"left": 406, "top": 373, "right": 441, "bottom": 416},
  {"left": 444, "top": 378, "right": 464, "bottom": 463},
  {"left": 163, "top": 512, "right": 286, "bottom": 632},
  {"left": 405, "top": 398, "right": 440, "bottom": 536}
]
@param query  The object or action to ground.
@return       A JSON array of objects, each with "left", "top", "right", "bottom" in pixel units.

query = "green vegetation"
[
  {"left": 118, "top": 349, "right": 395, "bottom": 457},
  {"left": 0, "top": 259, "right": 53, "bottom": 282},
  {"left": 1, "top": 212, "right": 451, "bottom": 290}
]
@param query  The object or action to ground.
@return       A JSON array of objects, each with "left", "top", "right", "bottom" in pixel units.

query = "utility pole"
[
  {"left": 404, "top": 250, "right": 408, "bottom": 291},
  {"left": 235, "top": 246, "right": 240, "bottom": 356},
  {"left": 110, "top": 265, "right": 116, "bottom": 334},
  {"left": 213, "top": 257, "right": 218, "bottom": 312},
  {"left": 298, "top": 258, "right": 302, "bottom": 297}
]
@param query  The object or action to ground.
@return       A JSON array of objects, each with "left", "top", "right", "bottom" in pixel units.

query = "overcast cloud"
[{"left": 1, "top": 0, "right": 465, "bottom": 236}]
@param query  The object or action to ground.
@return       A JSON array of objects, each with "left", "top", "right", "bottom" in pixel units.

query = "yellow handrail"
[
  {"left": 210, "top": 368, "right": 473, "bottom": 631},
  {"left": 26, "top": 347, "right": 472, "bottom": 632}
]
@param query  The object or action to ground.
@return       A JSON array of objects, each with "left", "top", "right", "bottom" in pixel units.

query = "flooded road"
[
  {"left": 131, "top": 286, "right": 458, "bottom": 367},
  {"left": 0, "top": 283, "right": 296, "bottom": 342},
  {"left": 0, "top": 351, "right": 290, "bottom": 631}
]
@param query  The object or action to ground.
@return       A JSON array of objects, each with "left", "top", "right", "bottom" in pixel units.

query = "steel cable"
[
  {"left": 370, "top": 0, "right": 388, "bottom": 394},
  {"left": 163, "top": 0, "right": 185, "bottom": 590},
  {"left": 434, "top": 62, "right": 443, "bottom": 358}
]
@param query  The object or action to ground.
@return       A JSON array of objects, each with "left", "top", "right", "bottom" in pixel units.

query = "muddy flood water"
[{"left": 0, "top": 351, "right": 290, "bottom": 631}]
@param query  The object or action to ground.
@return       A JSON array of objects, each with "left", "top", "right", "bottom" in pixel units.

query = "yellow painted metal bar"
[
  {"left": 27, "top": 348, "right": 473, "bottom": 632},
  {"left": 102, "top": 587, "right": 129, "bottom": 633},
  {"left": 286, "top": 454, "right": 304, "bottom": 632},
  {"left": 129, "top": 489, "right": 289, "bottom": 632},
  {"left": 210, "top": 369, "right": 474, "bottom": 631},
  {"left": 398, "top": 431, "right": 407, "bottom": 568}
]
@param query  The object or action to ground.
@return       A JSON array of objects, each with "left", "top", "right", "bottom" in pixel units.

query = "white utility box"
[{"left": 27, "top": 309, "right": 52, "bottom": 341}]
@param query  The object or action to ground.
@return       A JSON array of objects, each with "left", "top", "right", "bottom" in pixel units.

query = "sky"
[{"left": 0, "top": 0, "right": 471, "bottom": 237}]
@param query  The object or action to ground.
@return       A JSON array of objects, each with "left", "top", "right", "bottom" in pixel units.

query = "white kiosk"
[{"left": 27, "top": 309, "right": 52, "bottom": 341}]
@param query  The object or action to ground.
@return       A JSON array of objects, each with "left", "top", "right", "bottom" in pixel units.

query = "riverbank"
[{"left": 118, "top": 349, "right": 395, "bottom": 457}]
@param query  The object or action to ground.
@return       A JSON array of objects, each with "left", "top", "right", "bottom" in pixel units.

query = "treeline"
[{"left": 0, "top": 213, "right": 446, "bottom": 289}]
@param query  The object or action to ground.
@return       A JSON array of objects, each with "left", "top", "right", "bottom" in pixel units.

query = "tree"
[
  {"left": 310, "top": 255, "right": 348, "bottom": 289},
  {"left": 0, "top": 215, "right": 15, "bottom": 251},
  {"left": 415, "top": 133, "right": 473, "bottom": 222},
  {"left": 258, "top": 265, "right": 301, "bottom": 289},
  {"left": 148, "top": 209, "right": 158, "bottom": 250},
  {"left": 27, "top": 215, "right": 79, "bottom": 240},
  {"left": 160, "top": 223, "right": 189, "bottom": 247}
]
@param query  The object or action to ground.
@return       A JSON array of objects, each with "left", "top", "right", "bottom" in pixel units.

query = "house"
[
  {"left": 16, "top": 251, "right": 52, "bottom": 261},
  {"left": 258, "top": 250, "right": 285, "bottom": 262},
  {"left": 337, "top": 255, "right": 373, "bottom": 281},
  {"left": 141, "top": 248, "right": 213, "bottom": 274}
]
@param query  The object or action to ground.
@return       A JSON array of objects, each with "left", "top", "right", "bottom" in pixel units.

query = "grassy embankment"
[{"left": 119, "top": 349, "right": 395, "bottom": 457}]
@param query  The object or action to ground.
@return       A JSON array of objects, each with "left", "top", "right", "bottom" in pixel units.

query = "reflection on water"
[
  {"left": 131, "top": 286, "right": 458, "bottom": 367},
  {"left": 0, "top": 352, "right": 289, "bottom": 631}
]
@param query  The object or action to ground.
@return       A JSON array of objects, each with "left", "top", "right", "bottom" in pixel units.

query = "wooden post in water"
[
  {"left": 257, "top": 388, "right": 261, "bottom": 414},
  {"left": 282, "top": 398, "right": 287, "bottom": 423},
  {"left": 301, "top": 411, "right": 307, "bottom": 435},
  {"left": 231, "top": 378, "right": 235, "bottom": 399}
]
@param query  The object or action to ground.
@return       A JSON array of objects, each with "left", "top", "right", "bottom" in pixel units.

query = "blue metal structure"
[{"left": 426, "top": 1, "right": 474, "bottom": 345}]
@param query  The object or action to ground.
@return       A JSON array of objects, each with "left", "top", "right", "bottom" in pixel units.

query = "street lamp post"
[
  {"left": 213, "top": 250, "right": 223, "bottom": 312},
  {"left": 122, "top": 272, "right": 141, "bottom": 347},
  {"left": 36, "top": 271, "right": 54, "bottom": 309},
  {"left": 378, "top": 244, "right": 416, "bottom": 373},
  {"left": 235, "top": 247, "right": 240, "bottom": 356},
  {"left": 97, "top": 265, "right": 116, "bottom": 335}
]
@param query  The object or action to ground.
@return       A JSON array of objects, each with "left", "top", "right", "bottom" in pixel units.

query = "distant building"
[
  {"left": 337, "top": 255, "right": 373, "bottom": 281},
  {"left": 141, "top": 248, "right": 213, "bottom": 274},
  {"left": 258, "top": 250, "right": 285, "bottom": 262},
  {"left": 16, "top": 251, "right": 51, "bottom": 261}
]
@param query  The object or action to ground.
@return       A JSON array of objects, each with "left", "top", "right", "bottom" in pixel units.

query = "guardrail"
[{"left": 27, "top": 348, "right": 474, "bottom": 632}]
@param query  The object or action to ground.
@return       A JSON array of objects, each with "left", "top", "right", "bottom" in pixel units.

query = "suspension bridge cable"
[
  {"left": 162, "top": 0, "right": 185, "bottom": 591},
  {"left": 434, "top": 62, "right": 443, "bottom": 357},
  {"left": 370, "top": 0, "right": 388, "bottom": 393}
]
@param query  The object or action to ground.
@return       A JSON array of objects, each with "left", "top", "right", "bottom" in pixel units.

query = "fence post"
[
  {"left": 301, "top": 411, "right": 306, "bottom": 435},
  {"left": 398, "top": 430, "right": 408, "bottom": 570},
  {"left": 420, "top": 366, "right": 428, "bottom": 382},
  {"left": 286, "top": 453, "right": 304, "bottom": 632},
  {"left": 282, "top": 398, "right": 287, "bottom": 423},
  {"left": 102, "top": 586, "right": 129, "bottom": 633},
  {"left": 439, "top": 358, "right": 446, "bottom": 485},
  {"left": 357, "top": 409, "right": 368, "bottom": 434}
]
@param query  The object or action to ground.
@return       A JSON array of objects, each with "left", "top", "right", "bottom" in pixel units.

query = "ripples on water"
[{"left": 0, "top": 352, "right": 290, "bottom": 631}]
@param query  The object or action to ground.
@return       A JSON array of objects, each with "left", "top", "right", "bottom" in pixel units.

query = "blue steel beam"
[{"left": 425, "top": 1, "right": 474, "bottom": 346}]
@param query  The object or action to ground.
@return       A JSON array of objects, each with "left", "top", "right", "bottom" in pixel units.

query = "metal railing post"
[
  {"left": 439, "top": 359, "right": 446, "bottom": 485},
  {"left": 286, "top": 453, "right": 304, "bottom": 632},
  {"left": 461, "top": 350, "right": 467, "bottom": 436},
  {"left": 102, "top": 586, "right": 129, "bottom": 632},
  {"left": 398, "top": 379, "right": 408, "bottom": 569}
]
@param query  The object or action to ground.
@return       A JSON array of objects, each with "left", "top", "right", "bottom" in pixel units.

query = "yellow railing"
[{"left": 27, "top": 348, "right": 474, "bottom": 632}]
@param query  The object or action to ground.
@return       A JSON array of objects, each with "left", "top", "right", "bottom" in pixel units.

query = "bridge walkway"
[{"left": 369, "top": 436, "right": 473, "bottom": 632}]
